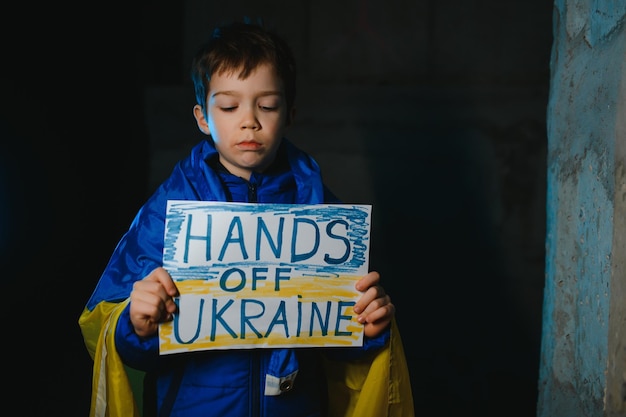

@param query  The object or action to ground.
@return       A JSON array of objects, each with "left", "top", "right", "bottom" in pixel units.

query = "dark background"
[{"left": 1, "top": 1, "right": 552, "bottom": 416}]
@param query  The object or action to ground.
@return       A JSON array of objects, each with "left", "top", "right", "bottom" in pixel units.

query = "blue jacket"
[{"left": 82, "top": 139, "right": 391, "bottom": 417}]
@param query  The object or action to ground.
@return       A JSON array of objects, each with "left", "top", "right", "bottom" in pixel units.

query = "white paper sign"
[{"left": 158, "top": 200, "right": 372, "bottom": 355}]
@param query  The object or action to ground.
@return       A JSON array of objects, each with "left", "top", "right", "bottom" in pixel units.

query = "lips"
[{"left": 237, "top": 141, "right": 262, "bottom": 150}]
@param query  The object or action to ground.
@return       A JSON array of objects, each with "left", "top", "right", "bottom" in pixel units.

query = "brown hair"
[{"left": 191, "top": 21, "right": 297, "bottom": 117}]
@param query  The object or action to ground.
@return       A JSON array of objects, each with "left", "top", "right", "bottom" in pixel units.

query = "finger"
[
  {"left": 131, "top": 277, "right": 178, "bottom": 319},
  {"left": 353, "top": 285, "right": 385, "bottom": 314},
  {"left": 130, "top": 287, "right": 170, "bottom": 319},
  {"left": 356, "top": 295, "right": 390, "bottom": 323},
  {"left": 363, "top": 315, "right": 393, "bottom": 338},
  {"left": 355, "top": 271, "right": 380, "bottom": 292},
  {"left": 164, "top": 297, "right": 178, "bottom": 315},
  {"left": 128, "top": 300, "right": 162, "bottom": 337},
  {"left": 132, "top": 279, "right": 171, "bottom": 305},
  {"left": 361, "top": 302, "right": 394, "bottom": 338},
  {"left": 146, "top": 267, "right": 179, "bottom": 297},
  {"left": 361, "top": 302, "right": 395, "bottom": 324}
]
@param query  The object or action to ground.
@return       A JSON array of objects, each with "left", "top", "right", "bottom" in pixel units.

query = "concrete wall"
[{"left": 537, "top": 1, "right": 626, "bottom": 416}]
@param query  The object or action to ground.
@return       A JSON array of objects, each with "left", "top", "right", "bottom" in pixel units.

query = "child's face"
[{"left": 194, "top": 63, "right": 290, "bottom": 180}]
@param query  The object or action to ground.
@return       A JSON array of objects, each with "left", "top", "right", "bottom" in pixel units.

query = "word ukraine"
[{"left": 159, "top": 201, "right": 372, "bottom": 354}]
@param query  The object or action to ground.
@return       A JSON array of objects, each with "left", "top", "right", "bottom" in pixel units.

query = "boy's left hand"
[{"left": 353, "top": 271, "right": 395, "bottom": 338}]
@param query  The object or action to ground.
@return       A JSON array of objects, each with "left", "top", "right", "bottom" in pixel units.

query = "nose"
[{"left": 240, "top": 108, "right": 260, "bottom": 130}]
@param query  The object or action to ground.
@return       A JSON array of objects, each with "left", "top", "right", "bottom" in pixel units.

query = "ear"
[{"left": 193, "top": 105, "right": 211, "bottom": 135}]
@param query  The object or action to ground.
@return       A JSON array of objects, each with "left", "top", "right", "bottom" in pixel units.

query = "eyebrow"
[{"left": 211, "top": 90, "right": 283, "bottom": 99}]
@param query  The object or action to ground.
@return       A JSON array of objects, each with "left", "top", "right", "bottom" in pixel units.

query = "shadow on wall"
[{"left": 361, "top": 121, "right": 545, "bottom": 416}]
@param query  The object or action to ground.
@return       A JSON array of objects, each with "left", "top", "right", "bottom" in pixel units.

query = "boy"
[{"left": 79, "top": 21, "right": 413, "bottom": 417}]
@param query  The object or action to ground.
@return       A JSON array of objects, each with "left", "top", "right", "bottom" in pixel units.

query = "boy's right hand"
[{"left": 129, "top": 267, "right": 179, "bottom": 337}]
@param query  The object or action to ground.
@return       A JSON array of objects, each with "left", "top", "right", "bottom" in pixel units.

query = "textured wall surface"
[
  {"left": 538, "top": 0, "right": 626, "bottom": 416},
  {"left": 608, "top": 81, "right": 626, "bottom": 416}
]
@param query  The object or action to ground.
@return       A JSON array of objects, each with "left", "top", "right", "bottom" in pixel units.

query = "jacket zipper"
[
  {"left": 248, "top": 180, "right": 260, "bottom": 416},
  {"left": 248, "top": 181, "right": 258, "bottom": 203},
  {"left": 251, "top": 350, "right": 261, "bottom": 417}
]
